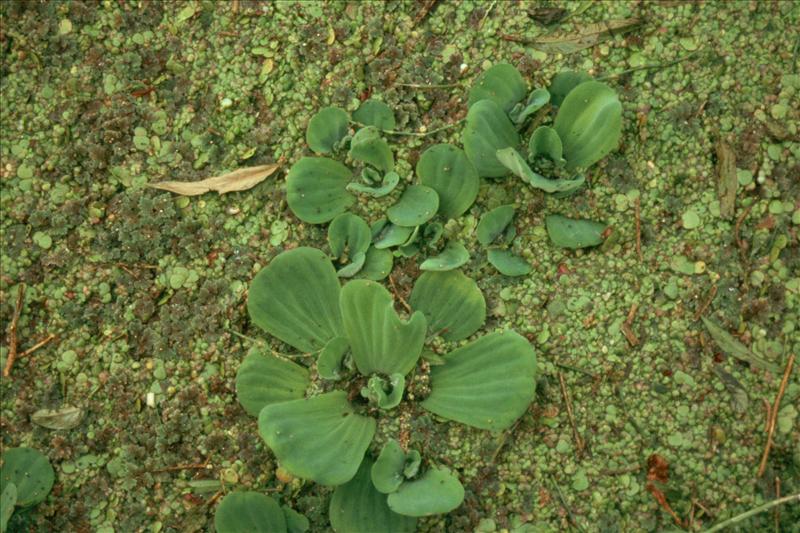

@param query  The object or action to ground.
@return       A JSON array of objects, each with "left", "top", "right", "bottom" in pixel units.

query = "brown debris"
[
  {"left": 3, "top": 283, "right": 26, "bottom": 377},
  {"left": 757, "top": 354, "right": 795, "bottom": 477}
]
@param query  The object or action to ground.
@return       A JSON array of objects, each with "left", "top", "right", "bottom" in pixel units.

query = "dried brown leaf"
[
  {"left": 31, "top": 406, "right": 84, "bottom": 430},
  {"left": 148, "top": 163, "right": 280, "bottom": 196},
  {"left": 531, "top": 17, "right": 641, "bottom": 54}
]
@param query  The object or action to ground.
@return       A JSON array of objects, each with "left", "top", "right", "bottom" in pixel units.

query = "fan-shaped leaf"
[
  {"left": 548, "top": 71, "right": 592, "bottom": 107},
  {"left": 467, "top": 63, "right": 527, "bottom": 112},
  {"left": 235, "top": 348, "right": 309, "bottom": 416},
  {"left": 340, "top": 280, "right": 427, "bottom": 376},
  {"left": 422, "top": 331, "right": 537, "bottom": 431},
  {"left": 554, "top": 81, "right": 622, "bottom": 170},
  {"left": 214, "top": 492, "right": 287, "bottom": 533},
  {"left": 510, "top": 88, "right": 551, "bottom": 124},
  {"left": 286, "top": 157, "right": 354, "bottom": 224},
  {"left": 0, "top": 448, "right": 54, "bottom": 507},
  {"left": 488, "top": 249, "right": 531, "bottom": 276},
  {"left": 330, "top": 458, "right": 417, "bottom": 533},
  {"left": 496, "top": 148, "right": 584, "bottom": 194},
  {"left": 353, "top": 100, "right": 396, "bottom": 131},
  {"left": 419, "top": 241, "right": 470, "bottom": 272},
  {"left": 416, "top": 144, "right": 479, "bottom": 219},
  {"left": 361, "top": 374, "right": 405, "bottom": 410},
  {"left": 258, "top": 391, "right": 376, "bottom": 486},
  {"left": 386, "top": 467, "right": 465, "bottom": 517},
  {"left": 529, "top": 126, "right": 564, "bottom": 164},
  {"left": 350, "top": 127, "right": 394, "bottom": 173},
  {"left": 247, "top": 247, "right": 343, "bottom": 353},
  {"left": 462, "top": 99, "right": 521, "bottom": 178},
  {"left": 545, "top": 214, "right": 607, "bottom": 249},
  {"left": 306, "top": 107, "right": 349, "bottom": 154},
  {"left": 317, "top": 337, "right": 350, "bottom": 380},
  {"left": 387, "top": 185, "right": 439, "bottom": 228},
  {"left": 373, "top": 223, "right": 415, "bottom": 249},
  {"left": 283, "top": 505, "right": 310, "bottom": 533},
  {"left": 347, "top": 171, "right": 399, "bottom": 197},
  {"left": 371, "top": 440, "right": 406, "bottom": 494},
  {"left": 477, "top": 205, "right": 515, "bottom": 246},
  {"left": 357, "top": 247, "right": 394, "bottom": 280},
  {"left": 337, "top": 251, "right": 366, "bottom": 278},
  {"left": 328, "top": 213, "right": 371, "bottom": 260},
  {"left": 410, "top": 270, "right": 485, "bottom": 342}
]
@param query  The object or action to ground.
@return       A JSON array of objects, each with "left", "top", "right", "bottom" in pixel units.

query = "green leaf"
[
  {"left": 509, "top": 88, "right": 550, "bottom": 124},
  {"left": 1, "top": 483, "right": 17, "bottom": 533},
  {"left": 422, "top": 331, "right": 537, "bottom": 431},
  {"left": 554, "top": 80, "right": 622, "bottom": 170},
  {"left": 419, "top": 241, "right": 470, "bottom": 272},
  {"left": 702, "top": 317, "right": 781, "bottom": 373},
  {"left": 214, "top": 491, "right": 287, "bottom": 533},
  {"left": 283, "top": 505, "right": 310, "bottom": 533},
  {"left": 0, "top": 448, "right": 54, "bottom": 507},
  {"left": 496, "top": 147, "right": 584, "bottom": 193},
  {"left": 386, "top": 185, "right": 440, "bottom": 228},
  {"left": 235, "top": 348, "right": 310, "bottom": 416},
  {"left": 529, "top": 126, "right": 565, "bottom": 164},
  {"left": 340, "top": 280, "right": 427, "bottom": 376},
  {"left": 361, "top": 374, "right": 405, "bottom": 410},
  {"left": 353, "top": 99, "right": 396, "bottom": 131},
  {"left": 347, "top": 171, "right": 400, "bottom": 197},
  {"left": 477, "top": 205, "right": 515, "bottom": 246},
  {"left": 462, "top": 99, "right": 521, "bottom": 178},
  {"left": 286, "top": 157, "right": 354, "bottom": 224},
  {"left": 349, "top": 126, "right": 394, "bottom": 173},
  {"left": 488, "top": 249, "right": 531, "bottom": 276},
  {"left": 258, "top": 391, "right": 376, "bottom": 486},
  {"left": 410, "top": 270, "right": 486, "bottom": 342},
  {"left": 387, "top": 467, "right": 465, "bottom": 517},
  {"left": 330, "top": 458, "right": 417, "bottom": 533},
  {"left": 545, "top": 214, "right": 606, "bottom": 249},
  {"left": 328, "top": 213, "right": 371, "bottom": 261},
  {"left": 248, "top": 247, "right": 343, "bottom": 353},
  {"left": 373, "top": 223, "right": 416, "bottom": 249},
  {"left": 403, "top": 451, "right": 421, "bottom": 478},
  {"left": 317, "top": 337, "right": 350, "bottom": 380},
  {"left": 548, "top": 71, "right": 593, "bottom": 107},
  {"left": 337, "top": 251, "right": 366, "bottom": 278},
  {"left": 306, "top": 107, "right": 349, "bottom": 154},
  {"left": 357, "top": 247, "right": 394, "bottom": 280},
  {"left": 371, "top": 440, "right": 406, "bottom": 494},
  {"left": 468, "top": 63, "right": 527, "bottom": 113},
  {"left": 416, "top": 144, "right": 479, "bottom": 219}
]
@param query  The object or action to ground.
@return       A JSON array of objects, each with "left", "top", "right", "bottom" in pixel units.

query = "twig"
[
  {"left": 595, "top": 51, "right": 700, "bottom": 81},
  {"left": 548, "top": 474, "right": 587, "bottom": 533},
  {"left": 704, "top": 493, "right": 800, "bottom": 533},
  {"left": 19, "top": 333, "right": 57, "bottom": 358},
  {"left": 395, "top": 82, "right": 460, "bottom": 89},
  {"left": 478, "top": 0, "right": 496, "bottom": 29},
  {"left": 634, "top": 197, "right": 643, "bottom": 261},
  {"left": 388, "top": 275, "right": 412, "bottom": 313},
  {"left": 757, "top": 354, "right": 795, "bottom": 477},
  {"left": 621, "top": 302, "right": 640, "bottom": 347},
  {"left": 558, "top": 372, "right": 584, "bottom": 454},
  {"left": 761, "top": 398, "right": 772, "bottom": 433},
  {"left": 693, "top": 284, "right": 718, "bottom": 321},
  {"left": 3, "top": 284, "right": 26, "bottom": 377}
]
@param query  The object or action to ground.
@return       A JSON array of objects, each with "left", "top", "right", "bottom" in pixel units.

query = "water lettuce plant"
[
  {"left": 214, "top": 491, "right": 309, "bottom": 533},
  {"left": 236, "top": 247, "right": 537, "bottom": 529},
  {"left": 1, "top": 447, "right": 55, "bottom": 533}
]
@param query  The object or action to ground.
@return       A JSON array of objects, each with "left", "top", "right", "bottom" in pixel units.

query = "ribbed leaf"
[
  {"left": 247, "top": 247, "right": 343, "bottom": 353},
  {"left": 0, "top": 448, "right": 54, "bottom": 507},
  {"left": 235, "top": 348, "right": 309, "bottom": 416},
  {"left": 357, "top": 247, "right": 394, "bottom": 281},
  {"left": 462, "top": 99, "right": 521, "bottom": 178},
  {"left": 214, "top": 492, "right": 287, "bottom": 533},
  {"left": 416, "top": 144, "right": 479, "bottom": 219},
  {"left": 419, "top": 241, "right": 470, "bottom": 272},
  {"left": 340, "top": 280, "right": 427, "bottom": 376},
  {"left": 467, "top": 63, "right": 527, "bottom": 112},
  {"left": 422, "top": 331, "right": 537, "bottom": 431},
  {"left": 477, "top": 205, "right": 515, "bottom": 246},
  {"left": 386, "top": 467, "right": 465, "bottom": 517},
  {"left": 286, "top": 157, "right": 354, "bottom": 224},
  {"left": 496, "top": 147, "right": 583, "bottom": 193},
  {"left": 306, "top": 107, "right": 349, "bottom": 154},
  {"left": 371, "top": 440, "right": 406, "bottom": 494},
  {"left": 488, "top": 249, "right": 531, "bottom": 277},
  {"left": 350, "top": 127, "right": 394, "bottom": 173},
  {"left": 330, "top": 458, "right": 417, "bottom": 533},
  {"left": 548, "top": 71, "right": 592, "bottom": 107},
  {"left": 329, "top": 213, "right": 371, "bottom": 260},
  {"left": 545, "top": 214, "right": 606, "bottom": 249},
  {"left": 317, "top": 337, "right": 349, "bottom": 380},
  {"left": 353, "top": 99, "right": 396, "bottom": 131},
  {"left": 386, "top": 185, "right": 439, "bottom": 228},
  {"left": 410, "top": 271, "right": 485, "bottom": 342},
  {"left": 529, "top": 126, "right": 565, "bottom": 164},
  {"left": 554, "top": 81, "right": 622, "bottom": 170},
  {"left": 258, "top": 391, "right": 376, "bottom": 486}
]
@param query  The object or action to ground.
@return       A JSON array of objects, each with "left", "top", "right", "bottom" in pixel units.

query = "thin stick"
[
  {"left": 395, "top": 82, "right": 460, "bottom": 89},
  {"left": 762, "top": 398, "right": 772, "bottom": 433},
  {"left": 478, "top": 0, "right": 496, "bottom": 29},
  {"left": 634, "top": 197, "right": 643, "bottom": 261},
  {"left": 622, "top": 302, "right": 640, "bottom": 347},
  {"left": 3, "top": 284, "right": 26, "bottom": 377},
  {"left": 704, "top": 493, "right": 800, "bottom": 533},
  {"left": 693, "top": 284, "right": 718, "bottom": 321},
  {"left": 549, "top": 474, "right": 587, "bottom": 533},
  {"left": 19, "top": 333, "right": 56, "bottom": 358},
  {"left": 558, "top": 372, "right": 584, "bottom": 454},
  {"left": 388, "top": 275, "right": 412, "bottom": 313},
  {"left": 757, "top": 354, "right": 795, "bottom": 477}
]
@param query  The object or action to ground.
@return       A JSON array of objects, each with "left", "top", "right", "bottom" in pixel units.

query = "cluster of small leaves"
[
  {"left": 234, "top": 247, "right": 536, "bottom": 530},
  {"left": 463, "top": 64, "right": 623, "bottom": 251},
  {"left": 1, "top": 448, "right": 55, "bottom": 533}
]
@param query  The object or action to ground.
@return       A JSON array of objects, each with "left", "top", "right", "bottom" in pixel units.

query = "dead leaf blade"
[
  {"left": 702, "top": 317, "right": 780, "bottom": 373},
  {"left": 31, "top": 406, "right": 84, "bottom": 430},
  {"left": 532, "top": 17, "right": 641, "bottom": 54},
  {"left": 148, "top": 163, "right": 280, "bottom": 196}
]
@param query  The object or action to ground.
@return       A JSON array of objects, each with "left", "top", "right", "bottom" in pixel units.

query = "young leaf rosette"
[{"left": 238, "top": 247, "right": 538, "bottom": 528}]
